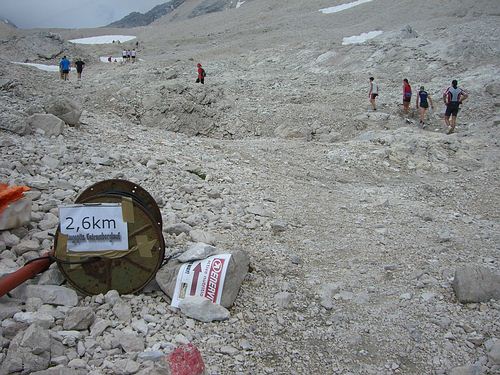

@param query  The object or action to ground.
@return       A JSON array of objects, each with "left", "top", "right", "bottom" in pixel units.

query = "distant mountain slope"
[
  {"left": 106, "top": 1, "right": 185, "bottom": 28},
  {"left": 107, "top": 0, "right": 240, "bottom": 28},
  {"left": 0, "top": 16, "right": 17, "bottom": 28}
]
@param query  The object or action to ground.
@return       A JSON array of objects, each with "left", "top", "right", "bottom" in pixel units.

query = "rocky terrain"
[{"left": 0, "top": 0, "right": 499, "bottom": 374}]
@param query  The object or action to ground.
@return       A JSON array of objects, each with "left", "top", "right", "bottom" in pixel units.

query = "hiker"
[
  {"left": 122, "top": 49, "right": 127, "bottom": 62},
  {"left": 131, "top": 49, "right": 136, "bottom": 62},
  {"left": 74, "top": 58, "right": 85, "bottom": 81},
  {"left": 59, "top": 56, "right": 71, "bottom": 81},
  {"left": 415, "top": 86, "right": 434, "bottom": 128},
  {"left": 108, "top": 56, "right": 112, "bottom": 63},
  {"left": 443, "top": 79, "right": 468, "bottom": 134},
  {"left": 369, "top": 77, "right": 378, "bottom": 110},
  {"left": 196, "top": 63, "right": 206, "bottom": 84},
  {"left": 402, "top": 78, "right": 412, "bottom": 114},
  {"left": 126, "top": 50, "right": 131, "bottom": 62}
]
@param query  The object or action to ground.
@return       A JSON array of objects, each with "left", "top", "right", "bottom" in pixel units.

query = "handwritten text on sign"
[
  {"left": 171, "top": 254, "right": 232, "bottom": 308},
  {"left": 59, "top": 204, "right": 129, "bottom": 252}
]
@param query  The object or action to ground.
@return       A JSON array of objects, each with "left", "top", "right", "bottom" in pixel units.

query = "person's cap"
[
  {"left": 420, "top": 86, "right": 424, "bottom": 90},
  {"left": 197, "top": 63, "right": 202, "bottom": 67}
]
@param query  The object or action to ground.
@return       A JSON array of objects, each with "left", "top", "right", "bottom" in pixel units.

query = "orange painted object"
[
  {"left": 0, "top": 251, "right": 54, "bottom": 298},
  {"left": 0, "top": 184, "right": 30, "bottom": 214}
]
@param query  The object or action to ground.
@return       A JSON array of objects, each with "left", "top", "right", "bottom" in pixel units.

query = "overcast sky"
[{"left": 1, "top": 0, "right": 170, "bottom": 29}]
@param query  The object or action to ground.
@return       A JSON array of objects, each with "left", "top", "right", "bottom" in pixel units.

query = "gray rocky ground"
[{"left": 0, "top": 0, "right": 499, "bottom": 374}]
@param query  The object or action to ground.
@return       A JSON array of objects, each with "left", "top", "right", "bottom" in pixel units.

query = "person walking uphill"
[
  {"left": 402, "top": 78, "right": 412, "bottom": 114},
  {"left": 443, "top": 79, "right": 468, "bottom": 134},
  {"left": 74, "top": 58, "right": 85, "bottom": 81},
  {"left": 369, "top": 77, "right": 378, "bottom": 111},
  {"left": 196, "top": 63, "right": 206, "bottom": 84},
  {"left": 59, "top": 56, "right": 71, "bottom": 81},
  {"left": 416, "top": 86, "right": 434, "bottom": 128}
]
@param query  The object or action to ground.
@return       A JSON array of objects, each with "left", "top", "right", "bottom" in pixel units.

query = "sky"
[{"left": 1, "top": 0, "right": 169, "bottom": 29}]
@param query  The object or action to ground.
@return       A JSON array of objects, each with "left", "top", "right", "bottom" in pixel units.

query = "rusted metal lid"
[{"left": 54, "top": 180, "right": 165, "bottom": 296}]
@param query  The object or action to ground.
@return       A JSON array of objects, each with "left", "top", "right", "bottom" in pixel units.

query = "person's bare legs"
[
  {"left": 448, "top": 115, "right": 457, "bottom": 133},
  {"left": 370, "top": 97, "right": 376, "bottom": 110},
  {"left": 403, "top": 101, "right": 409, "bottom": 114},
  {"left": 444, "top": 115, "right": 450, "bottom": 128}
]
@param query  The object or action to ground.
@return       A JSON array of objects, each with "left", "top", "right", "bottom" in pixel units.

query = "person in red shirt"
[
  {"left": 196, "top": 63, "right": 205, "bottom": 84},
  {"left": 402, "top": 78, "right": 412, "bottom": 114}
]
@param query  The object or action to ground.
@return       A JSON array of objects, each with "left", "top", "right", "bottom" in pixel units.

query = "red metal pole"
[{"left": 0, "top": 251, "right": 54, "bottom": 298}]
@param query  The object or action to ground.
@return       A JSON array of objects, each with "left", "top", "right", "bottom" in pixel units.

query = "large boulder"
[
  {"left": 44, "top": 98, "right": 82, "bottom": 126},
  {"left": 0, "top": 112, "right": 28, "bottom": 135},
  {"left": 26, "top": 114, "right": 64, "bottom": 136},
  {"left": 452, "top": 265, "right": 500, "bottom": 303},
  {"left": 0, "top": 324, "right": 51, "bottom": 374},
  {"left": 156, "top": 249, "right": 249, "bottom": 308}
]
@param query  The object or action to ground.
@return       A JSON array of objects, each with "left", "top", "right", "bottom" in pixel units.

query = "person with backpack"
[
  {"left": 443, "top": 79, "right": 468, "bottom": 134},
  {"left": 368, "top": 77, "right": 378, "bottom": 111},
  {"left": 196, "top": 63, "right": 206, "bottom": 84},
  {"left": 415, "top": 86, "right": 434, "bottom": 128}
]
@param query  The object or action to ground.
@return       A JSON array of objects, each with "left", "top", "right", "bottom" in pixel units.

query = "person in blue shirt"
[
  {"left": 59, "top": 56, "right": 71, "bottom": 81},
  {"left": 416, "top": 86, "right": 434, "bottom": 128}
]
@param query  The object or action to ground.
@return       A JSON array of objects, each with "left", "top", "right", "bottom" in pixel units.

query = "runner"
[
  {"left": 369, "top": 77, "right": 378, "bottom": 111},
  {"left": 131, "top": 49, "right": 136, "bottom": 63},
  {"left": 402, "top": 78, "right": 412, "bottom": 114},
  {"left": 74, "top": 58, "right": 85, "bottom": 81},
  {"left": 443, "top": 79, "right": 468, "bottom": 134},
  {"left": 59, "top": 56, "right": 71, "bottom": 81},
  {"left": 122, "top": 49, "right": 127, "bottom": 62},
  {"left": 196, "top": 63, "right": 206, "bottom": 84},
  {"left": 415, "top": 86, "right": 434, "bottom": 128}
]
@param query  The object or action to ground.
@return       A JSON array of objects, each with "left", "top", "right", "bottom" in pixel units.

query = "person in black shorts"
[
  {"left": 416, "top": 86, "right": 434, "bottom": 128},
  {"left": 443, "top": 79, "right": 468, "bottom": 134},
  {"left": 74, "top": 58, "right": 85, "bottom": 81}
]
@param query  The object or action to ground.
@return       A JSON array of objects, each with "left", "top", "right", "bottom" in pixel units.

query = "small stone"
[
  {"left": 179, "top": 296, "right": 230, "bottom": 322},
  {"left": 68, "top": 358, "right": 87, "bottom": 369}
]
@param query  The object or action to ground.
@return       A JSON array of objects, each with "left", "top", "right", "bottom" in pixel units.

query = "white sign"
[
  {"left": 59, "top": 204, "right": 129, "bottom": 252},
  {"left": 171, "top": 254, "right": 232, "bottom": 308}
]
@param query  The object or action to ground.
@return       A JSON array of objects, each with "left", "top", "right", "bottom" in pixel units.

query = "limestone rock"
[
  {"left": 44, "top": 98, "right": 82, "bottom": 126},
  {"left": 179, "top": 296, "right": 230, "bottom": 322},
  {"left": 11, "top": 285, "right": 78, "bottom": 306},
  {"left": 488, "top": 341, "right": 500, "bottom": 365},
  {"left": 452, "top": 265, "right": 500, "bottom": 303},
  {"left": 27, "top": 114, "right": 65, "bottom": 136},
  {"left": 177, "top": 242, "right": 217, "bottom": 262},
  {"left": 63, "top": 307, "right": 96, "bottom": 330},
  {"left": 156, "top": 249, "right": 250, "bottom": 308}
]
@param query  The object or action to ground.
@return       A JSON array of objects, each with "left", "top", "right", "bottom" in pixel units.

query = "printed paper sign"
[
  {"left": 59, "top": 204, "right": 129, "bottom": 252},
  {"left": 171, "top": 254, "right": 232, "bottom": 308}
]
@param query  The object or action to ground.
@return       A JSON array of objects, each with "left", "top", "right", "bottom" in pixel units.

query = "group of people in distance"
[
  {"left": 58, "top": 56, "right": 85, "bottom": 81},
  {"left": 121, "top": 49, "right": 137, "bottom": 62},
  {"left": 369, "top": 77, "right": 468, "bottom": 135}
]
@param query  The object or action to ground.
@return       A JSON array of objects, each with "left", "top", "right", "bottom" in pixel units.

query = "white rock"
[{"left": 179, "top": 296, "right": 230, "bottom": 322}]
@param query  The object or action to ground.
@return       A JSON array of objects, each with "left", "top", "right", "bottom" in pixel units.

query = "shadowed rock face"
[
  {"left": 189, "top": 0, "right": 234, "bottom": 18},
  {"left": 107, "top": 1, "right": 185, "bottom": 28},
  {"left": 107, "top": 0, "right": 236, "bottom": 28}
]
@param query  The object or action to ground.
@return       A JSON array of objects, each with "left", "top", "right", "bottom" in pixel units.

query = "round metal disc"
[
  {"left": 55, "top": 193, "right": 165, "bottom": 296},
  {"left": 76, "top": 179, "right": 162, "bottom": 229}
]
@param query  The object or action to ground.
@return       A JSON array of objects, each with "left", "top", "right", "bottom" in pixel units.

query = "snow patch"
[
  {"left": 69, "top": 35, "right": 136, "bottom": 45},
  {"left": 316, "top": 51, "right": 337, "bottom": 64},
  {"left": 12, "top": 62, "right": 74, "bottom": 72},
  {"left": 100, "top": 56, "right": 125, "bottom": 63},
  {"left": 236, "top": 1, "right": 246, "bottom": 8},
  {"left": 342, "top": 30, "right": 383, "bottom": 45},
  {"left": 320, "top": 0, "right": 374, "bottom": 14}
]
